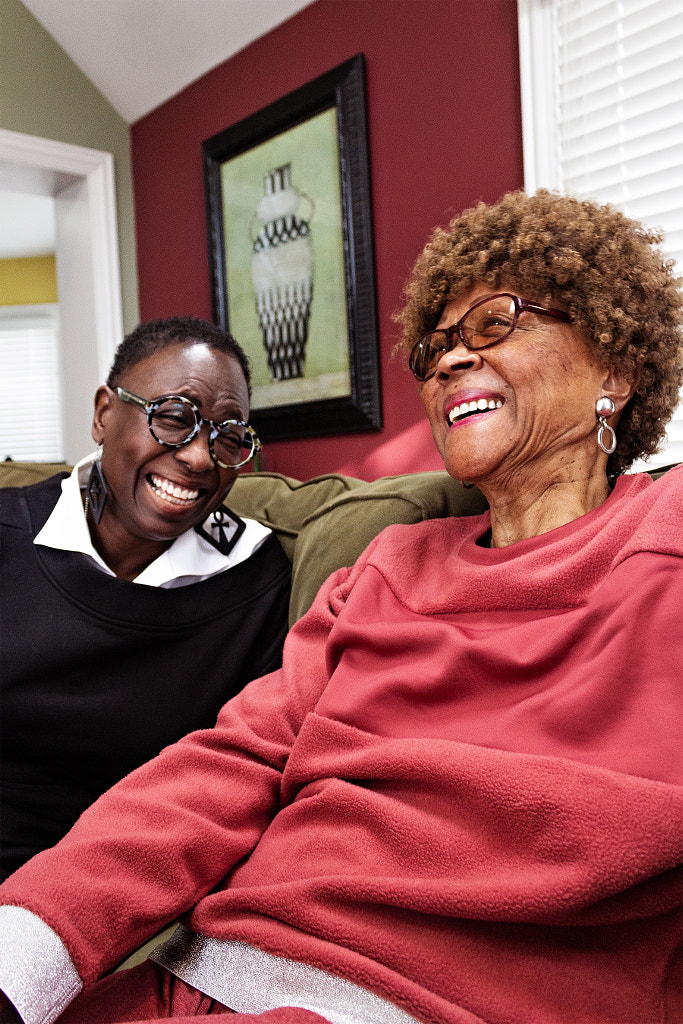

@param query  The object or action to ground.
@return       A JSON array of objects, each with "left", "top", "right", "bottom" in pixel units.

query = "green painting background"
[{"left": 221, "top": 107, "right": 350, "bottom": 409}]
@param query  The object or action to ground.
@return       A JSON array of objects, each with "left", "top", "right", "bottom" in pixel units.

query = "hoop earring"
[
  {"left": 84, "top": 443, "right": 109, "bottom": 524},
  {"left": 596, "top": 396, "right": 617, "bottom": 455}
]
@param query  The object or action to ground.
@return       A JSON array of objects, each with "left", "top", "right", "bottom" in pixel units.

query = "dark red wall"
[{"left": 131, "top": 0, "right": 523, "bottom": 480}]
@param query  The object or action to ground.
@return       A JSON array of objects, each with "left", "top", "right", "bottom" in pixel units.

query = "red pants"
[{"left": 56, "top": 961, "right": 328, "bottom": 1024}]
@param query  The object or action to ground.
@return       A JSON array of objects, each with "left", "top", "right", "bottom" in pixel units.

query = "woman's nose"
[
  {"left": 433, "top": 340, "right": 483, "bottom": 378},
  {"left": 174, "top": 427, "right": 214, "bottom": 472}
]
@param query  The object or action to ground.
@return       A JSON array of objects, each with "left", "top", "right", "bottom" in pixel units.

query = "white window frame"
[
  {"left": 518, "top": 0, "right": 560, "bottom": 196},
  {"left": 517, "top": 0, "right": 683, "bottom": 471}
]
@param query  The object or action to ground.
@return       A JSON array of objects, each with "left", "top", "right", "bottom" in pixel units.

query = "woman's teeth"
[
  {"left": 149, "top": 475, "right": 200, "bottom": 505},
  {"left": 448, "top": 397, "right": 503, "bottom": 424}
]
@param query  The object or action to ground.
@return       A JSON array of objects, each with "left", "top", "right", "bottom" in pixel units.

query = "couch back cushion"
[
  {"left": 3, "top": 461, "right": 677, "bottom": 622},
  {"left": 0, "top": 462, "right": 72, "bottom": 487},
  {"left": 284, "top": 473, "right": 488, "bottom": 622}
]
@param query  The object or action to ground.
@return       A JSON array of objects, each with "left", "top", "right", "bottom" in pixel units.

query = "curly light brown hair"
[{"left": 396, "top": 189, "right": 683, "bottom": 475}]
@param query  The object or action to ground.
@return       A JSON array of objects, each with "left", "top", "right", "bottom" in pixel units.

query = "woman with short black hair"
[{"left": 0, "top": 316, "right": 290, "bottom": 878}]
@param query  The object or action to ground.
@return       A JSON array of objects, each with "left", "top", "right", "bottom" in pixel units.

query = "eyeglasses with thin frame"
[
  {"left": 409, "top": 292, "right": 571, "bottom": 382},
  {"left": 114, "top": 387, "right": 262, "bottom": 469}
]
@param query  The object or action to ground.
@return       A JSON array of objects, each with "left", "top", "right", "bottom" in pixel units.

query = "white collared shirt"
[{"left": 33, "top": 453, "right": 271, "bottom": 587}]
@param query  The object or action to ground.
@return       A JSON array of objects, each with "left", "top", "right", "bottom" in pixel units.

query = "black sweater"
[{"left": 0, "top": 474, "right": 291, "bottom": 878}]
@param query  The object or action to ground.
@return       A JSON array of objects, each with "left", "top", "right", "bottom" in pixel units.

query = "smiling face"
[
  {"left": 420, "top": 282, "right": 631, "bottom": 494},
  {"left": 91, "top": 341, "right": 250, "bottom": 574}
]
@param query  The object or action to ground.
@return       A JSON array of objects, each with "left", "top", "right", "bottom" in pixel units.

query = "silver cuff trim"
[
  {"left": 150, "top": 926, "right": 421, "bottom": 1024},
  {"left": 0, "top": 906, "right": 82, "bottom": 1024}
]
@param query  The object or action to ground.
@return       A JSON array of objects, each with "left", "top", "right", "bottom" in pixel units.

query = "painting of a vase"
[{"left": 251, "top": 164, "right": 314, "bottom": 381}]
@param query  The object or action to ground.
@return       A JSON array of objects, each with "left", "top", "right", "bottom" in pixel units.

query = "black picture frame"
[{"left": 203, "top": 54, "right": 382, "bottom": 442}]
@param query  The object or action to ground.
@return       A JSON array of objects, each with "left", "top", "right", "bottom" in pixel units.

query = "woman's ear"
[
  {"left": 601, "top": 367, "right": 636, "bottom": 415},
  {"left": 91, "top": 385, "right": 112, "bottom": 444}
]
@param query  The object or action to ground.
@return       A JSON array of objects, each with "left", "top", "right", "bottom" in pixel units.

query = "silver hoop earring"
[{"left": 596, "top": 396, "right": 617, "bottom": 455}]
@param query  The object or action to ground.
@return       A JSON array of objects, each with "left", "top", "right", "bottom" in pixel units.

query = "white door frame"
[{"left": 0, "top": 128, "right": 123, "bottom": 462}]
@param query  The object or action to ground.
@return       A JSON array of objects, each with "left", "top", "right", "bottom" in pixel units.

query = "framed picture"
[{"left": 203, "top": 54, "right": 382, "bottom": 441}]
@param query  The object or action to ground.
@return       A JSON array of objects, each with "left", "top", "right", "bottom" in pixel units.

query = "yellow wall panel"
[{"left": 0, "top": 255, "right": 58, "bottom": 305}]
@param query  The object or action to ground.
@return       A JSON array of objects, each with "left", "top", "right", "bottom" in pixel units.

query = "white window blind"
[
  {"left": 518, "top": 0, "right": 683, "bottom": 470},
  {"left": 0, "top": 306, "right": 64, "bottom": 462}
]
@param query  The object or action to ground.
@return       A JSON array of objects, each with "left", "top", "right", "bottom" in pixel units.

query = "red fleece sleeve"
[{"left": 0, "top": 560, "right": 361, "bottom": 984}]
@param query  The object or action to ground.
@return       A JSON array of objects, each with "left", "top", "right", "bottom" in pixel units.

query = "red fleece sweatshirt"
[{"left": 2, "top": 470, "right": 682, "bottom": 1024}]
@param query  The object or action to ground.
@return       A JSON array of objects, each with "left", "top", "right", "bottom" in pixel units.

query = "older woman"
[
  {"left": 0, "top": 192, "right": 681, "bottom": 1024},
  {"left": 0, "top": 316, "right": 290, "bottom": 879}
]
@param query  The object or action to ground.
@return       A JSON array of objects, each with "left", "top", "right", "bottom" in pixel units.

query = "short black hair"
[{"left": 106, "top": 316, "right": 252, "bottom": 396}]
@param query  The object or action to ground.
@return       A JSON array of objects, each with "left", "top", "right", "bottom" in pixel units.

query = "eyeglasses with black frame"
[
  {"left": 114, "top": 387, "right": 262, "bottom": 469},
  {"left": 409, "top": 293, "right": 571, "bottom": 382}
]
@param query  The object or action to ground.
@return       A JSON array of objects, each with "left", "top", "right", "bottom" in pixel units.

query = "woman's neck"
[
  {"left": 86, "top": 513, "right": 173, "bottom": 581},
  {"left": 480, "top": 460, "right": 612, "bottom": 548}
]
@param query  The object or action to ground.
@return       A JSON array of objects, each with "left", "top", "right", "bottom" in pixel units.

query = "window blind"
[
  {"left": 0, "top": 307, "right": 64, "bottom": 462},
  {"left": 518, "top": 0, "right": 683, "bottom": 469}
]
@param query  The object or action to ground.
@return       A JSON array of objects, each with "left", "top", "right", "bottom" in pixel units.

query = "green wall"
[{"left": 0, "top": 0, "right": 138, "bottom": 330}]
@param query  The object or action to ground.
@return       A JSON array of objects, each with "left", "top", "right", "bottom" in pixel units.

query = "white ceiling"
[
  {"left": 1, "top": 0, "right": 313, "bottom": 260},
  {"left": 20, "top": 0, "right": 315, "bottom": 124}
]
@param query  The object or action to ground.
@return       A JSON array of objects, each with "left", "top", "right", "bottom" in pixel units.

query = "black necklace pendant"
[
  {"left": 194, "top": 506, "right": 246, "bottom": 555},
  {"left": 86, "top": 459, "right": 109, "bottom": 524}
]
